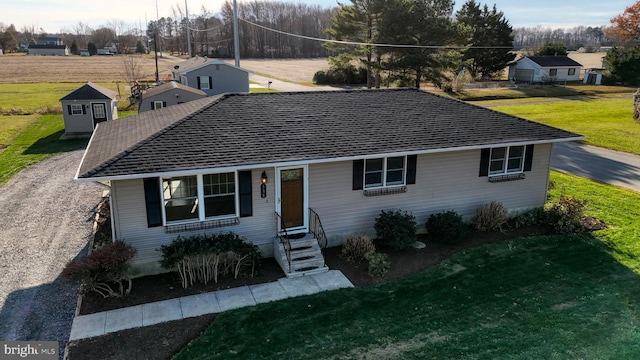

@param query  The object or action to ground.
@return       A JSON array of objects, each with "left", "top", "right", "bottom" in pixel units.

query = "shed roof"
[
  {"left": 141, "top": 81, "right": 207, "bottom": 100},
  {"left": 76, "top": 89, "right": 582, "bottom": 180},
  {"left": 525, "top": 56, "right": 583, "bottom": 67},
  {"left": 60, "top": 82, "right": 117, "bottom": 101}
]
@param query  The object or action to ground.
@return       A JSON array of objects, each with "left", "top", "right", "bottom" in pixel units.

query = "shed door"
[{"left": 91, "top": 103, "right": 108, "bottom": 128}]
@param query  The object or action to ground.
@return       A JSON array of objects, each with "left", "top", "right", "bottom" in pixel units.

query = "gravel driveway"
[{"left": 0, "top": 150, "right": 103, "bottom": 356}]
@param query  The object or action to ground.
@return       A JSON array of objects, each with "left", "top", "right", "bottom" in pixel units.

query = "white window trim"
[
  {"left": 199, "top": 76, "right": 210, "bottom": 90},
  {"left": 364, "top": 156, "right": 407, "bottom": 189},
  {"left": 568, "top": 68, "right": 576, "bottom": 76},
  {"left": 161, "top": 172, "right": 239, "bottom": 225},
  {"left": 70, "top": 104, "right": 82, "bottom": 115},
  {"left": 489, "top": 146, "right": 525, "bottom": 176},
  {"left": 153, "top": 101, "right": 164, "bottom": 110}
]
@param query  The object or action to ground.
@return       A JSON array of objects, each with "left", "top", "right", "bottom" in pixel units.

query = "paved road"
[
  {"left": 552, "top": 142, "right": 640, "bottom": 193},
  {"left": 249, "top": 73, "right": 338, "bottom": 92}
]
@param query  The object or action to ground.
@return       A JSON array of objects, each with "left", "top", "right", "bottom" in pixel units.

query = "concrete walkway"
[
  {"left": 69, "top": 270, "right": 353, "bottom": 341},
  {"left": 552, "top": 142, "right": 640, "bottom": 193}
]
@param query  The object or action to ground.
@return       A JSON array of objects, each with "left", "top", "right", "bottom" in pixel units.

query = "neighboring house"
[
  {"left": 508, "top": 56, "right": 582, "bottom": 83},
  {"left": 138, "top": 81, "right": 207, "bottom": 113},
  {"left": 36, "top": 35, "right": 63, "bottom": 45},
  {"left": 75, "top": 89, "right": 582, "bottom": 276},
  {"left": 170, "top": 56, "right": 250, "bottom": 96},
  {"left": 60, "top": 83, "right": 118, "bottom": 137},
  {"left": 27, "top": 44, "right": 69, "bottom": 56}
]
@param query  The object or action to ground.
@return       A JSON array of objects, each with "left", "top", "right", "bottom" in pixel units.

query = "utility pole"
[
  {"left": 185, "top": 0, "right": 192, "bottom": 58},
  {"left": 233, "top": 0, "right": 240, "bottom": 66},
  {"left": 156, "top": 0, "right": 162, "bottom": 57}
]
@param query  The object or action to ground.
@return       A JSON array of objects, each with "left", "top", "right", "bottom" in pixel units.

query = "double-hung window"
[
  {"left": 549, "top": 69, "right": 558, "bottom": 77},
  {"left": 489, "top": 146, "right": 525, "bottom": 175},
  {"left": 364, "top": 156, "right": 406, "bottom": 189},
  {"left": 568, "top": 68, "right": 576, "bottom": 76},
  {"left": 153, "top": 101, "right": 164, "bottom": 110},
  {"left": 70, "top": 104, "right": 83, "bottom": 115},
  {"left": 198, "top": 76, "right": 211, "bottom": 90},
  {"left": 162, "top": 172, "right": 237, "bottom": 224}
]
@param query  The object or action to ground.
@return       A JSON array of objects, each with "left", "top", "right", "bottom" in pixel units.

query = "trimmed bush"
[
  {"left": 425, "top": 210, "right": 468, "bottom": 244},
  {"left": 62, "top": 241, "right": 137, "bottom": 298},
  {"left": 158, "top": 232, "right": 261, "bottom": 288},
  {"left": 341, "top": 235, "right": 376, "bottom": 263},
  {"left": 374, "top": 210, "right": 417, "bottom": 250},
  {"left": 545, "top": 195, "right": 588, "bottom": 234},
  {"left": 472, "top": 201, "right": 508, "bottom": 232},
  {"left": 365, "top": 252, "right": 390, "bottom": 278},
  {"left": 511, "top": 207, "right": 547, "bottom": 228}
]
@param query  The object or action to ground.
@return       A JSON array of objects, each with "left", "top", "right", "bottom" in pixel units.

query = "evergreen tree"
[
  {"left": 602, "top": 46, "right": 640, "bottom": 86},
  {"left": 535, "top": 41, "right": 568, "bottom": 56},
  {"left": 456, "top": 0, "right": 515, "bottom": 79},
  {"left": 87, "top": 42, "right": 97, "bottom": 56},
  {"left": 325, "top": 0, "right": 385, "bottom": 88},
  {"left": 135, "top": 39, "right": 147, "bottom": 54},
  {"left": 70, "top": 40, "right": 79, "bottom": 55},
  {"left": 378, "top": 0, "right": 470, "bottom": 89}
]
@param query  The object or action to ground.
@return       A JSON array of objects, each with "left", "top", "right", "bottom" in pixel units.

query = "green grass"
[
  {"left": 0, "top": 115, "right": 38, "bottom": 147},
  {"left": 492, "top": 98, "right": 640, "bottom": 155},
  {"left": 174, "top": 172, "right": 640, "bottom": 359},
  {"left": 0, "top": 114, "right": 87, "bottom": 186},
  {"left": 451, "top": 83, "right": 636, "bottom": 101},
  {"left": 0, "top": 82, "right": 121, "bottom": 114}
]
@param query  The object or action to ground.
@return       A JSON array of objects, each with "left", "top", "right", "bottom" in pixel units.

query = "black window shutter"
[
  {"left": 67, "top": 105, "right": 71, "bottom": 115},
  {"left": 238, "top": 171, "right": 253, "bottom": 217},
  {"left": 353, "top": 160, "right": 364, "bottom": 190},
  {"left": 197, "top": 77, "right": 201, "bottom": 89},
  {"left": 151, "top": 102, "right": 155, "bottom": 110},
  {"left": 82, "top": 105, "right": 86, "bottom": 114},
  {"left": 479, "top": 148, "right": 490, "bottom": 177},
  {"left": 208, "top": 76, "right": 212, "bottom": 89},
  {"left": 163, "top": 101, "right": 167, "bottom": 107},
  {"left": 524, "top": 144, "right": 535, "bottom": 172},
  {"left": 406, "top": 155, "right": 417, "bottom": 184},
  {"left": 143, "top": 178, "right": 163, "bottom": 227}
]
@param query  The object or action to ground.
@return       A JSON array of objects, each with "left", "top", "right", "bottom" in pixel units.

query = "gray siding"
[
  {"left": 139, "top": 89, "right": 206, "bottom": 113},
  {"left": 111, "top": 169, "right": 276, "bottom": 275},
  {"left": 62, "top": 100, "right": 117, "bottom": 134},
  {"left": 184, "top": 63, "right": 249, "bottom": 95}
]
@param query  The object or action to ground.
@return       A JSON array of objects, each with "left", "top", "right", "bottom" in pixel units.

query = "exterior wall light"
[{"left": 260, "top": 171, "right": 268, "bottom": 198}]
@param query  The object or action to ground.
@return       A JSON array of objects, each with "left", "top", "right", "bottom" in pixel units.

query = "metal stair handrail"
[
  {"left": 274, "top": 211, "right": 291, "bottom": 273},
  {"left": 309, "top": 208, "right": 328, "bottom": 250}
]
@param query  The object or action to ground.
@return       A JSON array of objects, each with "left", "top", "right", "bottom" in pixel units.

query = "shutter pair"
[
  {"left": 478, "top": 145, "right": 535, "bottom": 177},
  {"left": 353, "top": 155, "right": 417, "bottom": 191},
  {"left": 197, "top": 76, "right": 213, "bottom": 90},
  {"left": 143, "top": 171, "right": 253, "bottom": 227},
  {"left": 66, "top": 104, "right": 87, "bottom": 115},
  {"left": 151, "top": 101, "right": 168, "bottom": 110}
]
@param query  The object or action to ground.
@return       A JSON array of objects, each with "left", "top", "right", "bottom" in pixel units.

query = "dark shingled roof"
[
  {"left": 526, "top": 56, "right": 583, "bottom": 67},
  {"left": 76, "top": 89, "right": 582, "bottom": 180},
  {"left": 60, "top": 82, "right": 117, "bottom": 101}
]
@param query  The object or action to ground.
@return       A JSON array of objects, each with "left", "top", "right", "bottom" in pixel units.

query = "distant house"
[
  {"left": 36, "top": 35, "right": 63, "bottom": 45},
  {"left": 75, "top": 89, "right": 582, "bottom": 276},
  {"left": 170, "top": 56, "right": 251, "bottom": 96},
  {"left": 508, "top": 56, "right": 582, "bottom": 83},
  {"left": 27, "top": 44, "right": 69, "bottom": 56},
  {"left": 60, "top": 83, "right": 118, "bottom": 137},
  {"left": 139, "top": 81, "right": 207, "bottom": 113}
]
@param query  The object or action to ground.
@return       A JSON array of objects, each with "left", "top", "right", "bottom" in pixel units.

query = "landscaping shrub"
[
  {"left": 158, "top": 232, "right": 261, "bottom": 288},
  {"left": 365, "top": 252, "right": 390, "bottom": 278},
  {"left": 62, "top": 241, "right": 137, "bottom": 298},
  {"left": 425, "top": 210, "right": 468, "bottom": 243},
  {"left": 511, "top": 207, "right": 547, "bottom": 228},
  {"left": 472, "top": 201, "right": 508, "bottom": 232},
  {"left": 374, "top": 210, "right": 417, "bottom": 250},
  {"left": 545, "top": 195, "right": 588, "bottom": 234},
  {"left": 341, "top": 235, "right": 376, "bottom": 263}
]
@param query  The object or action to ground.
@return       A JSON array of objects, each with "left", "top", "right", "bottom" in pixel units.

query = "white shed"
[{"left": 508, "top": 56, "right": 582, "bottom": 83}]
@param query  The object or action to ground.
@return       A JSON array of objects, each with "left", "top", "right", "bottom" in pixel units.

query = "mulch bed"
[{"left": 68, "top": 223, "right": 576, "bottom": 360}]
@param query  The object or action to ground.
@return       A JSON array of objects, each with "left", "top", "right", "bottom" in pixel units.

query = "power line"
[{"left": 240, "top": 18, "right": 513, "bottom": 49}]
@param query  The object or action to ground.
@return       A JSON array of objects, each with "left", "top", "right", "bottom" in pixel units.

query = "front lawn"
[
  {"left": 174, "top": 171, "right": 640, "bottom": 359},
  {"left": 493, "top": 98, "right": 640, "bottom": 155}
]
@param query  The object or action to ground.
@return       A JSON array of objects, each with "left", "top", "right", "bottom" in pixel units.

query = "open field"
[{"left": 225, "top": 58, "right": 330, "bottom": 83}]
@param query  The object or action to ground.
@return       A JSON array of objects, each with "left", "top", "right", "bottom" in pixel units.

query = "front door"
[
  {"left": 91, "top": 103, "right": 108, "bottom": 128},
  {"left": 278, "top": 167, "right": 307, "bottom": 231}
]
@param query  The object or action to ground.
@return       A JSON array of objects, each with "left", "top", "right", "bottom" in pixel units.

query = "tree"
[
  {"left": 121, "top": 55, "right": 145, "bottom": 84},
  {"left": 90, "top": 27, "right": 116, "bottom": 49},
  {"left": 325, "top": 0, "right": 385, "bottom": 88},
  {"left": 0, "top": 24, "right": 19, "bottom": 53},
  {"left": 605, "top": 1, "right": 640, "bottom": 44},
  {"left": 378, "top": 0, "right": 470, "bottom": 89},
  {"left": 602, "top": 46, "right": 640, "bottom": 86},
  {"left": 70, "top": 40, "right": 79, "bottom": 55},
  {"left": 87, "top": 42, "right": 97, "bottom": 55},
  {"left": 535, "top": 41, "right": 567, "bottom": 56},
  {"left": 456, "top": 0, "right": 515, "bottom": 79},
  {"left": 135, "top": 39, "right": 147, "bottom": 54}
]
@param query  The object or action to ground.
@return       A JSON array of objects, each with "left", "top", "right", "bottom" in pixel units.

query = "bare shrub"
[
  {"left": 472, "top": 201, "right": 509, "bottom": 232},
  {"left": 341, "top": 235, "right": 376, "bottom": 263}
]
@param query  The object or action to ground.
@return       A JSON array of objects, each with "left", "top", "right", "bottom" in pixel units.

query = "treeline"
[{"left": 513, "top": 26, "right": 609, "bottom": 52}]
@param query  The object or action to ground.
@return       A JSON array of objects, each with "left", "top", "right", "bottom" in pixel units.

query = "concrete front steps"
[{"left": 274, "top": 234, "right": 329, "bottom": 277}]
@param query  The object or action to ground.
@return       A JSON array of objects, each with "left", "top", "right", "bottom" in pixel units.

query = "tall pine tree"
[{"left": 456, "top": 0, "right": 515, "bottom": 80}]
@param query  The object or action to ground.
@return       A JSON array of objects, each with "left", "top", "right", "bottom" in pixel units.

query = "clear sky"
[{"left": 2, "top": 0, "right": 635, "bottom": 34}]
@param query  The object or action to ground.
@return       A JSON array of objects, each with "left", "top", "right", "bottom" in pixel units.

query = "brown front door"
[{"left": 280, "top": 168, "right": 304, "bottom": 229}]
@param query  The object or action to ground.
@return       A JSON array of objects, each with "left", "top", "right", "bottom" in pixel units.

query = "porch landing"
[{"left": 69, "top": 270, "right": 353, "bottom": 341}]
